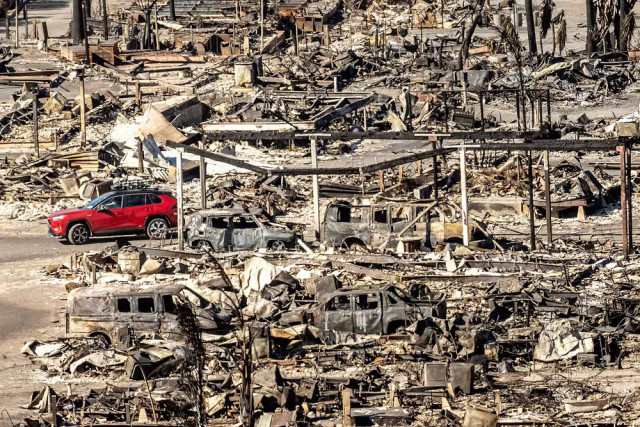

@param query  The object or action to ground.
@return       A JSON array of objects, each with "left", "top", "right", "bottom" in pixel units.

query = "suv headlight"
[{"left": 52, "top": 215, "right": 66, "bottom": 222}]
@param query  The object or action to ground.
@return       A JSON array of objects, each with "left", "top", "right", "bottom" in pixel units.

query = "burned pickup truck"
[
  {"left": 322, "top": 200, "right": 486, "bottom": 251},
  {"left": 186, "top": 208, "right": 296, "bottom": 252},
  {"left": 305, "top": 285, "right": 446, "bottom": 335}
]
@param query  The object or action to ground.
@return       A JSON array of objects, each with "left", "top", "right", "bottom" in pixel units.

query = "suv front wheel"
[
  {"left": 68, "top": 223, "right": 90, "bottom": 245},
  {"left": 147, "top": 218, "right": 169, "bottom": 239}
]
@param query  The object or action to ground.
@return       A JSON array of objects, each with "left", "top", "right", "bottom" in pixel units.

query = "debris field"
[{"left": 3, "top": 0, "right": 640, "bottom": 426}]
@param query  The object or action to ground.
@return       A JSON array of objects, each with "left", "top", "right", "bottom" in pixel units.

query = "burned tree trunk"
[
  {"left": 72, "top": 0, "right": 84, "bottom": 43},
  {"left": 586, "top": 0, "right": 595, "bottom": 53},
  {"left": 457, "top": 0, "right": 485, "bottom": 70},
  {"left": 525, "top": 0, "right": 537, "bottom": 55}
]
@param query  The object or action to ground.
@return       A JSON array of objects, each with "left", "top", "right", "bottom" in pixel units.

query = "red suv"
[{"left": 48, "top": 189, "right": 178, "bottom": 245}]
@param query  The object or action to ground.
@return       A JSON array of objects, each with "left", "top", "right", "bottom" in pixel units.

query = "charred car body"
[
  {"left": 186, "top": 208, "right": 296, "bottom": 252},
  {"left": 321, "top": 200, "right": 486, "bottom": 250},
  {"left": 66, "top": 284, "right": 220, "bottom": 348},
  {"left": 306, "top": 285, "right": 446, "bottom": 335}
]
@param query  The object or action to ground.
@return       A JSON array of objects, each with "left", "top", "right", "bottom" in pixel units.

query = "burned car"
[
  {"left": 66, "top": 284, "right": 220, "bottom": 348},
  {"left": 305, "top": 285, "right": 446, "bottom": 335},
  {"left": 322, "top": 200, "right": 486, "bottom": 250},
  {"left": 186, "top": 208, "right": 296, "bottom": 252}
]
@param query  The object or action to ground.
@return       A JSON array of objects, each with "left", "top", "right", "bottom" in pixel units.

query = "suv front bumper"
[{"left": 48, "top": 227, "right": 65, "bottom": 239}]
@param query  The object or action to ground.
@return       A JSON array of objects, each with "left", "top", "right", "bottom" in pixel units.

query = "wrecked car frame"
[{"left": 306, "top": 285, "right": 446, "bottom": 335}]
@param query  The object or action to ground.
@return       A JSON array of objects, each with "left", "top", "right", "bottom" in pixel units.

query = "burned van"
[
  {"left": 321, "top": 200, "right": 485, "bottom": 250},
  {"left": 66, "top": 284, "right": 217, "bottom": 348}
]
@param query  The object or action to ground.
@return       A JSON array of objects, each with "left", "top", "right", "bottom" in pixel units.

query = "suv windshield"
[{"left": 83, "top": 193, "right": 114, "bottom": 210}]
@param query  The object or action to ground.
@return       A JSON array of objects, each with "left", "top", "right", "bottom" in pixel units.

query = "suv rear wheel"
[
  {"left": 147, "top": 218, "right": 169, "bottom": 239},
  {"left": 196, "top": 240, "right": 213, "bottom": 251},
  {"left": 68, "top": 223, "right": 90, "bottom": 245},
  {"left": 270, "top": 240, "right": 286, "bottom": 251}
]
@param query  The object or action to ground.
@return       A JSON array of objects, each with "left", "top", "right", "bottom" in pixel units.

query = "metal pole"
[
  {"left": 199, "top": 139, "right": 207, "bottom": 209},
  {"left": 460, "top": 146, "right": 469, "bottom": 246},
  {"left": 619, "top": 145, "right": 629, "bottom": 258},
  {"left": 33, "top": 90, "right": 39, "bottom": 157},
  {"left": 176, "top": 149, "right": 184, "bottom": 251},
  {"left": 544, "top": 150, "right": 552, "bottom": 244},
  {"left": 79, "top": 68, "right": 86, "bottom": 148},
  {"left": 311, "top": 138, "right": 320, "bottom": 237},
  {"left": 528, "top": 149, "right": 536, "bottom": 250}
]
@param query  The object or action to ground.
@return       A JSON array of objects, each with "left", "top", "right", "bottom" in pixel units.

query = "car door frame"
[{"left": 90, "top": 195, "right": 129, "bottom": 234}]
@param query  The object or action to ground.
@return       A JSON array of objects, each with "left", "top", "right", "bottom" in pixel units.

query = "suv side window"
[
  {"left": 124, "top": 194, "right": 147, "bottom": 208},
  {"left": 325, "top": 295, "right": 351, "bottom": 311},
  {"left": 137, "top": 297, "right": 156, "bottom": 313},
  {"left": 148, "top": 194, "right": 163, "bottom": 204},
  {"left": 209, "top": 217, "right": 229, "bottom": 229},
  {"left": 355, "top": 293, "right": 379, "bottom": 310},
  {"left": 117, "top": 298, "right": 131, "bottom": 313},
  {"left": 100, "top": 196, "right": 122, "bottom": 210},
  {"left": 232, "top": 216, "right": 259, "bottom": 229}
]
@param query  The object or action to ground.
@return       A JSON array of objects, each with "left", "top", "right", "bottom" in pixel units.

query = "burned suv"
[
  {"left": 306, "top": 285, "right": 446, "bottom": 335},
  {"left": 186, "top": 208, "right": 296, "bottom": 252}
]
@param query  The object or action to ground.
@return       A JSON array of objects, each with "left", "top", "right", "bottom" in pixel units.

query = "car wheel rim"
[
  {"left": 72, "top": 227, "right": 88, "bottom": 243},
  {"left": 150, "top": 221, "right": 167, "bottom": 238},
  {"left": 272, "top": 241, "right": 285, "bottom": 251}
]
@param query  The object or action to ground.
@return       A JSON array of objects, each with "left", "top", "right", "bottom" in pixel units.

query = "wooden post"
[
  {"left": 199, "top": 139, "right": 207, "bottom": 209},
  {"left": 79, "top": 68, "right": 86, "bottom": 148},
  {"left": 417, "top": 160, "right": 422, "bottom": 175},
  {"left": 528, "top": 149, "right": 536, "bottom": 250},
  {"left": 53, "top": 128, "right": 58, "bottom": 150},
  {"left": 102, "top": 0, "right": 108, "bottom": 40},
  {"left": 154, "top": 1, "right": 159, "bottom": 51},
  {"left": 23, "top": 3, "right": 27, "bottom": 38},
  {"left": 135, "top": 81, "right": 141, "bottom": 108},
  {"left": 41, "top": 22, "right": 48, "bottom": 51},
  {"left": 627, "top": 143, "right": 633, "bottom": 252},
  {"left": 50, "top": 394, "right": 57, "bottom": 427},
  {"left": 311, "top": 137, "right": 320, "bottom": 238},
  {"left": 379, "top": 170, "right": 385, "bottom": 192},
  {"left": 176, "top": 149, "right": 184, "bottom": 251},
  {"left": 137, "top": 140, "right": 144, "bottom": 173},
  {"left": 169, "top": 0, "right": 176, "bottom": 21},
  {"left": 91, "top": 263, "right": 96, "bottom": 284},
  {"left": 398, "top": 166, "right": 403, "bottom": 183},
  {"left": 460, "top": 146, "right": 469, "bottom": 246},
  {"left": 32, "top": 18, "right": 37, "bottom": 39},
  {"left": 342, "top": 389, "right": 352, "bottom": 427},
  {"left": 14, "top": 0, "right": 18, "bottom": 48},
  {"left": 619, "top": 145, "right": 629, "bottom": 258},
  {"left": 82, "top": 1, "right": 90, "bottom": 64},
  {"left": 323, "top": 24, "right": 330, "bottom": 47},
  {"left": 430, "top": 136, "right": 438, "bottom": 199},
  {"left": 33, "top": 90, "right": 38, "bottom": 157},
  {"left": 294, "top": 25, "right": 299, "bottom": 56},
  {"left": 544, "top": 150, "right": 552, "bottom": 244},
  {"left": 260, "top": 0, "right": 264, "bottom": 53}
]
